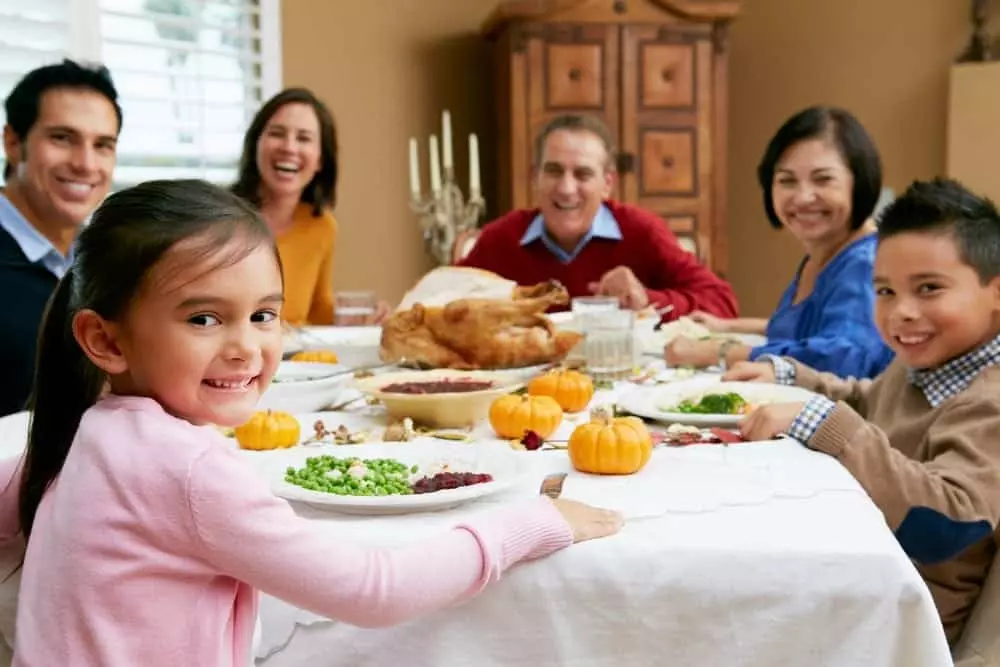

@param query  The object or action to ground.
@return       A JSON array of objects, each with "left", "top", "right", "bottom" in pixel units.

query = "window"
[{"left": 0, "top": 0, "right": 281, "bottom": 186}]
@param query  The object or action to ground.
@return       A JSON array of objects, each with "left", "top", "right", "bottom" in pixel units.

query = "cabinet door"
[
  {"left": 620, "top": 25, "right": 715, "bottom": 266},
  {"left": 518, "top": 23, "right": 620, "bottom": 207}
]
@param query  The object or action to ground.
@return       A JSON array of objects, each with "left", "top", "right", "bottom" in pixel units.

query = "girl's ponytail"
[{"left": 19, "top": 270, "right": 104, "bottom": 539}]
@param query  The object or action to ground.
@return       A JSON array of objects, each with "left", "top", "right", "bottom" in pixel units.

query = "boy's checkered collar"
[{"left": 907, "top": 334, "right": 1000, "bottom": 407}]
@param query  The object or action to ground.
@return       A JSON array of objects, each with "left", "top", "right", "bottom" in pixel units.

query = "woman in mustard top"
[{"left": 232, "top": 88, "right": 386, "bottom": 325}]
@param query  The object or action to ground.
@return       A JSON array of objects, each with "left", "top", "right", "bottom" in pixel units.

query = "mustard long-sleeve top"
[{"left": 276, "top": 202, "right": 338, "bottom": 325}]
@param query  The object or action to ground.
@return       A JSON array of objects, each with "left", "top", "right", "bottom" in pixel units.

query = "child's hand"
[
  {"left": 549, "top": 498, "right": 624, "bottom": 543},
  {"left": 739, "top": 402, "right": 805, "bottom": 441},
  {"left": 723, "top": 361, "right": 776, "bottom": 383}
]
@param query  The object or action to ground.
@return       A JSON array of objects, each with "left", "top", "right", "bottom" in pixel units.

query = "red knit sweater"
[{"left": 459, "top": 201, "right": 739, "bottom": 319}]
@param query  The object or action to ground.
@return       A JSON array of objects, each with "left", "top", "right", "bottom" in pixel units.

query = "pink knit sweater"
[{"left": 0, "top": 396, "right": 573, "bottom": 666}]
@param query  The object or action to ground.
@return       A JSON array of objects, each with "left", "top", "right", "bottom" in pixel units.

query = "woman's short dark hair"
[
  {"left": 232, "top": 87, "right": 338, "bottom": 216},
  {"left": 757, "top": 106, "right": 882, "bottom": 230}
]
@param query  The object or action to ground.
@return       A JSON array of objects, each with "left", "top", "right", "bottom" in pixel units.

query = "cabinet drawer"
[
  {"left": 641, "top": 43, "right": 695, "bottom": 109},
  {"left": 546, "top": 43, "right": 604, "bottom": 108},
  {"left": 641, "top": 128, "right": 696, "bottom": 197}
]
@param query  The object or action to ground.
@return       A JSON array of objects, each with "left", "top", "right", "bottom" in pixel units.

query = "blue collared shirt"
[
  {"left": 519, "top": 204, "right": 622, "bottom": 264},
  {"left": 0, "top": 192, "right": 74, "bottom": 278}
]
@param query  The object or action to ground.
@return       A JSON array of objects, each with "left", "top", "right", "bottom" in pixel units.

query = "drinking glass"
[
  {"left": 579, "top": 308, "right": 635, "bottom": 380},
  {"left": 334, "top": 291, "right": 377, "bottom": 327}
]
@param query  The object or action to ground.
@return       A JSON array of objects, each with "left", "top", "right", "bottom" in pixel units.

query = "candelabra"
[
  {"left": 408, "top": 110, "right": 485, "bottom": 265},
  {"left": 409, "top": 170, "right": 485, "bottom": 266}
]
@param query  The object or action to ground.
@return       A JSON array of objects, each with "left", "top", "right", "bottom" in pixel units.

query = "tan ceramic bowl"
[{"left": 355, "top": 369, "right": 523, "bottom": 429}]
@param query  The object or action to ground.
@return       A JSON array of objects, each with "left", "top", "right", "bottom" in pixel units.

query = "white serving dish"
[
  {"left": 258, "top": 361, "right": 356, "bottom": 413},
  {"left": 283, "top": 326, "right": 383, "bottom": 368}
]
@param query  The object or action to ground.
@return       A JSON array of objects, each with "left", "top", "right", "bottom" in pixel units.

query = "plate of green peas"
[{"left": 268, "top": 441, "right": 532, "bottom": 514}]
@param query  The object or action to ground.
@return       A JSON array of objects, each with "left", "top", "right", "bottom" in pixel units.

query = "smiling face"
[
  {"left": 98, "top": 238, "right": 285, "bottom": 427},
  {"left": 2, "top": 87, "right": 118, "bottom": 239},
  {"left": 535, "top": 129, "right": 614, "bottom": 251},
  {"left": 255, "top": 102, "right": 322, "bottom": 202},
  {"left": 874, "top": 231, "right": 1000, "bottom": 370},
  {"left": 771, "top": 138, "right": 855, "bottom": 249}
]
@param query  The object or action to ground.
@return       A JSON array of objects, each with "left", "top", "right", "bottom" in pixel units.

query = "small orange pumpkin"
[
  {"left": 568, "top": 406, "right": 652, "bottom": 475},
  {"left": 233, "top": 410, "right": 301, "bottom": 451},
  {"left": 489, "top": 394, "right": 563, "bottom": 440},
  {"left": 290, "top": 350, "right": 339, "bottom": 364},
  {"left": 528, "top": 369, "right": 594, "bottom": 412}
]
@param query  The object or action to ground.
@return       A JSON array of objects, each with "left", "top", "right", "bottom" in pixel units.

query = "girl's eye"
[
  {"left": 252, "top": 310, "right": 278, "bottom": 323},
  {"left": 189, "top": 314, "right": 220, "bottom": 327},
  {"left": 917, "top": 283, "right": 941, "bottom": 295},
  {"left": 875, "top": 287, "right": 893, "bottom": 297}
]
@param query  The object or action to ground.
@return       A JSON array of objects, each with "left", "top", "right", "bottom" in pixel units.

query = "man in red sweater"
[{"left": 459, "top": 114, "right": 738, "bottom": 319}]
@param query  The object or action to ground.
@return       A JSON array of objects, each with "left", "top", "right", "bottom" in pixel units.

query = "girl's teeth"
[{"left": 206, "top": 378, "right": 252, "bottom": 389}]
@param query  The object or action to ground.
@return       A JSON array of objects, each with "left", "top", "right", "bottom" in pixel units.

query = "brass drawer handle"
[
  {"left": 661, "top": 68, "right": 674, "bottom": 82},
  {"left": 661, "top": 156, "right": 675, "bottom": 168},
  {"left": 568, "top": 67, "right": 582, "bottom": 82}
]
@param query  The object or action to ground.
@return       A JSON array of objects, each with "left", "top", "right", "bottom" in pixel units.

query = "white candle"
[
  {"left": 429, "top": 134, "right": 442, "bottom": 194},
  {"left": 408, "top": 138, "right": 421, "bottom": 198},
  {"left": 469, "top": 133, "right": 481, "bottom": 197},
  {"left": 442, "top": 110, "right": 453, "bottom": 171}
]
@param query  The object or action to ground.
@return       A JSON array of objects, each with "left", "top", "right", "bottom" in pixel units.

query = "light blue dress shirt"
[
  {"left": 0, "top": 192, "right": 74, "bottom": 278},
  {"left": 519, "top": 204, "right": 622, "bottom": 264}
]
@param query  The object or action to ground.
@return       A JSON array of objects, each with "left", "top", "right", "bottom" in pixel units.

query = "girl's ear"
[{"left": 72, "top": 309, "right": 128, "bottom": 376}]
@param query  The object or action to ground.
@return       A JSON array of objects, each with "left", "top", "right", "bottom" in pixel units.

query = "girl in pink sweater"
[{"left": 1, "top": 180, "right": 621, "bottom": 666}]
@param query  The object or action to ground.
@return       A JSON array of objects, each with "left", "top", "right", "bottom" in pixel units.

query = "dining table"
[
  {"left": 0, "top": 352, "right": 955, "bottom": 667},
  {"left": 240, "top": 362, "right": 954, "bottom": 667}
]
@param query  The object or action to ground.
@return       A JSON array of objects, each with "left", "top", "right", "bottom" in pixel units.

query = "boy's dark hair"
[
  {"left": 877, "top": 178, "right": 1000, "bottom": 284},
  {"left": 3, "top": 59, "right": 122, "bottom": 179},
  {"left": 232, "top": 87, "right": 339, "bottom": 216},
  {"left": 19, "top": 179, "right": 279, "bottom": 541},
  {"left": 757, "top": 106, "right": 883, "bottom": 230}
]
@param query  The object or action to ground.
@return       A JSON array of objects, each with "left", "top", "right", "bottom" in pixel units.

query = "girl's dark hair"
[
  {"left": 757, "top": 106, "right": 883, "bottom": 230},
  {"left": 20, "top": 179, "right": 277, "bottom": 540},
  {"left": 231, "top": 87, "right": 338, "bottom": 216}
]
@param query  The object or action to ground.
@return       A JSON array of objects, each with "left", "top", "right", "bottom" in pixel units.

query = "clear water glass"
[
  {"left": 334, "top": 291, "right": 377, "bottom": 327},
  {"left": 579, "top": 308, "right": 635, "bottom": 380}
]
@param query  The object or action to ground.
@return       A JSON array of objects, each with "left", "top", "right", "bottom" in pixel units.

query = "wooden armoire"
[{"left": 482, "top": 0, "right": 742, "bottom": 275}]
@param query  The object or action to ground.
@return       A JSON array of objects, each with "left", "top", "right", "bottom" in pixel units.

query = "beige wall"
[{"left": 282, "top": 0, "right": 974, "bottom": 312}]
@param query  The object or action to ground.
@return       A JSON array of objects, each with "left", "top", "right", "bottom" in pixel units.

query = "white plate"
[
  {"left": 283, "top": 326, "right": 383, "bottom": 368},
  {"left": 617, "top": 380, "right": 816, "bottom": 427},
  {"left": 640, "top": 329, "right": 769, "bottom": 357},
  {"left": 265, "top": 442, "right": 530, "bottom": 514},
  {"left": 258, "top": 362, "right": 356, "bottom": 413}
]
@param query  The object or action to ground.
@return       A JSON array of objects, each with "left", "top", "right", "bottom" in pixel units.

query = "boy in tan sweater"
[{"left": 727, "top": 178, "right": 1000, "bottom": 647}]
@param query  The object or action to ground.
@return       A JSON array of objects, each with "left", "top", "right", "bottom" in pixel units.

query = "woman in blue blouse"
[{"left": 665, "top": 106, "right": 894, "bottom": 378}]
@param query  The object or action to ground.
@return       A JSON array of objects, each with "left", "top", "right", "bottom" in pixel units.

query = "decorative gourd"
[
  {"left": 233, "top": 410, "right": 301, "bottom": 451},
  {"left": 527, "top": 369, "right": 594, "bottom": 412},
  {"left": 290, "top": 350, "right": 339, "bottom": 364},
  {"left": 489, "top": 394, "right": 563, "bottom": 439},
  {"left": 568, "top": 406, "right": 652, "bottom": 475}
]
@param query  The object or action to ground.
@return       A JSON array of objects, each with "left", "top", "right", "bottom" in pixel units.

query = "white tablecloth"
[
  {"left": 246, "top": 388, "right": 953, "bottom": 667},
  {"left": 0, "top": 377, "right": 954, "bottom": 667}
]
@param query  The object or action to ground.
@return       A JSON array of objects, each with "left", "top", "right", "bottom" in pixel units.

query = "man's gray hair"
[{"left": 533, "top": 114, "right": 617, "bottom": 171}]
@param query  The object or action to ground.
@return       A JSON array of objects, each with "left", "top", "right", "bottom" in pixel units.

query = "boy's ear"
[{"left": 72, "top": 310, "right": 128, "bottom": 376}]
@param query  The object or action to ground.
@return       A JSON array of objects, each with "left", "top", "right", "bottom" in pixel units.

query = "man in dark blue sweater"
[{"left": 0, "top": 60, "right": 122, "bottom": 416}]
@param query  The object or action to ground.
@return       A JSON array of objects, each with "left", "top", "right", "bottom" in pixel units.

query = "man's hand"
[
  {"left": 587, "top": 266, "right": 649, "bottom": 310},
  {"left": 739, "top": 403, "right": 805, "bottom": 442}
]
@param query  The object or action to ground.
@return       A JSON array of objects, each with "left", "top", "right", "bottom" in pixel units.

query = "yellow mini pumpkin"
[
  {"left": 489, "top": 394, "right": 563, "bottom": 440},
  {"left": 568, "top": 406, "right": 652, "bottom": 475},
  {"left": 290, "top": 350, "right": 339, "bottom": 364},
  {"left": 528, "top": 369, "right": 594, "bottom": 412},
  {"left": 233, "top": 410, "right": 301, "bottom": 451}
]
